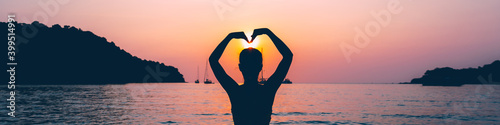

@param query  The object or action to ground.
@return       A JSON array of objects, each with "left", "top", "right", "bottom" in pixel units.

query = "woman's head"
[{"left": 239, "top": 48, "right": 263, "bottom": 81}]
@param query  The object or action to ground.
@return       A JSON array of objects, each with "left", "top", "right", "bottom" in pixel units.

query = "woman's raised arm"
[
  {"left": 251, "top": 28, "right": 293, "bottom": 91},
  {"left": 209, "top": 32, "right": 248, "bottom": 93}
]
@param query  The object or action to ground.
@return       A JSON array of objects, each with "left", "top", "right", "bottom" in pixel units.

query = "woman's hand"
[
  {"left": 228, "top": 31, "right": 248, "bottom": 42},
  {"left": 250, "top": 28, "right": 271, "bottom": 42}
]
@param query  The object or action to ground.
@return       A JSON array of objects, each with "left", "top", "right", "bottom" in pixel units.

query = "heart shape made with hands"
[
  {"left": 242, "top": 35, "right": 260, "bottom": 48},
  {"left": 240, "top": 28, "right": 270, "bottom": 48}
]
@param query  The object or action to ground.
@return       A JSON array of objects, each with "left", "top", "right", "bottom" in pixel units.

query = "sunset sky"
[{"left": 2, "top": 0, "right": 500, "bottom": 83}]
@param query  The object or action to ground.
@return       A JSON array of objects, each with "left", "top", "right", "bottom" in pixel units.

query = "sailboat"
[
  {"left": 258, "top": 69, "right": 267, "bottom": 84},
  {"left": 204, "top": 60, "right": 213, "bottom": 84},
  {"left": 282, "top": 78, "right": 292, "bottom": 84},
  {"left": 258, "top": 47, "right": 267, "bottom": 84},
  {"left": 194, "top": 66, "right": 199, "bottom": 83}
]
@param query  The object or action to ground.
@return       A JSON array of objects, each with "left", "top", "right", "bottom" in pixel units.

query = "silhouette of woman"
[{"left": 209, "top": 28, "right": 293, "bottom": 125}]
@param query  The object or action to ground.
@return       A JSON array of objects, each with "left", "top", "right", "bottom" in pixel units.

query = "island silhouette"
[
  {"left": 404, "top": 60, "right": 499, "bottom": 86},
  {"left": 1, "top": 21, "right": 184, "bottom": 84}
]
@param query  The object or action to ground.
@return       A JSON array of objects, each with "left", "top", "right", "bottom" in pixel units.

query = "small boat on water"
[
  {"left": 203, "top": 60, "right": 214, "bottom": 84},
  {"left": 282, "top": 78, "right": 292, "bottom": 84},
  {"left": 204, "top": 79, "right": 213, "bottom": 84},
  {"left": 195, "top": 66, "right": 200, "bottom": 83}
]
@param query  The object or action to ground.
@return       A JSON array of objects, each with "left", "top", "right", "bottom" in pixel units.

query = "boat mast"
[
  {"left": 204, "top": 60, "right": 208, "bottom": 81},
  {"left": 261, "top": 47, "right": 264, "bottom": 81}
]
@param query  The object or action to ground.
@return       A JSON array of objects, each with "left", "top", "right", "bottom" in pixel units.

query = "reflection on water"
[{"left": 1, "top": 84, "right": 499, "bottom": 124}]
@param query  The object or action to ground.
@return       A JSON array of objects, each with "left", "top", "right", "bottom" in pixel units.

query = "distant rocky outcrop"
[
  {"left": 407, "top": 60, "right": 500, "bottom": 86},
  {"left": 1, "top": 21, "right": 184, "bottom": 84}
]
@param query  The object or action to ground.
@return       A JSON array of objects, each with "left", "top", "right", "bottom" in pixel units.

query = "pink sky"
[{"left": 2, "top": 0, "right": 500, "bottom": 83}]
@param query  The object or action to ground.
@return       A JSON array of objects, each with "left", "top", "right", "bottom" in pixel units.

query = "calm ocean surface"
[{"left": 1, "top": 83, "right": 499, "bottom": 124}]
